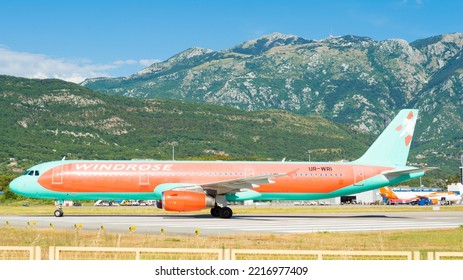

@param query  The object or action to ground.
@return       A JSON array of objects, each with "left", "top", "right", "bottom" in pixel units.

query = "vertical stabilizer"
[
  {"left": 355, "top": 109, "right": 418, "bottom": 166},
  {"left": 379, "top": 187, "right": 398, "bottom": 199}
]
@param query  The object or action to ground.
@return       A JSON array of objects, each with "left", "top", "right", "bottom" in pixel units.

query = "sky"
[{"left": 0, "top": 0, "right": 462, "bottom": 83}]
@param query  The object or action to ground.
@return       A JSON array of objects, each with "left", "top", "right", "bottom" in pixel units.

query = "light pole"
[
  {"left": 418, "top": 162, "right": 427, "bottom": 189},
  {"left": 460, "top": 155, "right": 463, "bottom": 184},
  {"left": 169, "top": 141, "right": 178, "bottom": 161},
  {"left": 308, "top": 150, "right": 313, "bottom": 162}
]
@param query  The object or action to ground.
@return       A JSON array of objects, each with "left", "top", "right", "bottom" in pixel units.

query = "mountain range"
[
  {"left": 0, "top": 75, "right": 371, "bottom": 178},
  {"left": 82, "top": 32, "right": 463, "bottom": 178}
]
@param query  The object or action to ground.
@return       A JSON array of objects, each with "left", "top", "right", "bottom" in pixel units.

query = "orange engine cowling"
[{"left": 162, "top": 190, "right": 215, "bottom": 212}]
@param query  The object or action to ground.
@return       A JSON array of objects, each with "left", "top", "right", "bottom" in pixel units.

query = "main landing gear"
[
  {"left": 210, "top": 206, "right": 233, "bottom": 219},
  {"left": 210, "top": 195, "right": 233, "bottom": 218},
  {"left": 54, "top": 200, "right": 64, "bottom": 217}
]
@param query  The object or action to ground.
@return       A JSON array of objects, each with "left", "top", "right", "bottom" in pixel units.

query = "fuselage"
[{"left": 9, "top": 159, "right": 410, "bottom": 202}]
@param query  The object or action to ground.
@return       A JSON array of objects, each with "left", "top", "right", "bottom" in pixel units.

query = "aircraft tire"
[
  {"left": 210, "top": 207, "right": 221, "bottom": 217},
  {"left": 220, "top": 207, "right": 233, "bottom": 219},
  {"left": 54, "top": 209, "right": 63, "bottom": 217}
]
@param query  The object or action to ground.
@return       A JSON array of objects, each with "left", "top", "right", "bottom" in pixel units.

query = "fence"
[
  {"left": 49, "top": 246, "right": 224, "bottom": 260},
  {"left": 230, "top": 249, "right": 416, "bottom": 260},
  {"left": 0, "top": 246, "right": 41, "bottom": 260},
  {"left": 1, "top": 246, "right": 463, "bottom": 260},
  {"left": 429, "top": 251, "right": 463, "bottom": 260}
]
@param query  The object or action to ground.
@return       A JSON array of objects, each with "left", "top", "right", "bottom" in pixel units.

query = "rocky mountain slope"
[{"left": 82, "top": 33, "right": 463, "bottom": 176}]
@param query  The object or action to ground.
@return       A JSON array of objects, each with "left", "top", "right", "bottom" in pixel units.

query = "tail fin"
[
  {"left": 355, "top": 109, "right": 418, "bottom": 166},
  {"left": 379, "top": 187, "right": 398, "bottom": 199}
]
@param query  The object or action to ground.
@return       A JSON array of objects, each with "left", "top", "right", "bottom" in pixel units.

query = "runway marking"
[{"left": 1, "top": 212, "right": 463, "bottom": 235}]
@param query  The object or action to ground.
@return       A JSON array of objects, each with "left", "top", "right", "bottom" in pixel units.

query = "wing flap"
[
  {"left": 201, "top": 173, "right": 287, "bottom": 194},
  {"left": 171, "top": 173, "right": 287, "bottom": 195}
]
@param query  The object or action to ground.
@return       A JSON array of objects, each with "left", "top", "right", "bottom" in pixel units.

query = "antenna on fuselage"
[
  {"left": 62, "top": 156, "right": 66, "bottom": 161},
  {"left": 282, "top": 157, "right": 286, "bottom": 162}
]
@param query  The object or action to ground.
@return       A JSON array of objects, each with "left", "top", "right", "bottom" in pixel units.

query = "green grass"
[{"left": 1, "top": 225, "right": 463, "bottom": 260}]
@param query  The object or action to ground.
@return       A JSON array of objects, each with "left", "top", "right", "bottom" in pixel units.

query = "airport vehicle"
[
  {"left": 380, "top": 186, "right": 461, "bottom": 205},
  {"left": 10, "top": 109, "right": 433, "bottom": 218}
]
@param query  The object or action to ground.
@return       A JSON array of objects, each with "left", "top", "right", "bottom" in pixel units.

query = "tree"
[{"left": 0, "top": 175, "right": 18, "bottom": 201}]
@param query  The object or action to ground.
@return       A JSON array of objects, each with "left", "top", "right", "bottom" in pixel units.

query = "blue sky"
[{"left": 0, "top": 0, "right": 462, "bottom": 83}]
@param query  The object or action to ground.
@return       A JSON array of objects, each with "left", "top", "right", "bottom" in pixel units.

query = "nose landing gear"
[
  {"left": 54, "top": 200, "right": 64, "bottom": 217},
  {"left": 54, "top": 209, "right": 63, "bottom": 217}
]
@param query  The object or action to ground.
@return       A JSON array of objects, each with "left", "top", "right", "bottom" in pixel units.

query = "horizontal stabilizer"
[{"left": 381, "top": 167, "right": 438, "bottom": 179}]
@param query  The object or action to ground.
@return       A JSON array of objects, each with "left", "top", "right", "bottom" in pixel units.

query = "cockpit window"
[{"left": 23, "top": 170, "right": 39, "bottom": 176}]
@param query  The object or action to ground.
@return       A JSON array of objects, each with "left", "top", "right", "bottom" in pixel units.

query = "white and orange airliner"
[
  {"left": 10, "top": 109, "right": 433, "bottom": 218},
  {"left": 380, "top": 187, "right": 461, "bottom": 205}
]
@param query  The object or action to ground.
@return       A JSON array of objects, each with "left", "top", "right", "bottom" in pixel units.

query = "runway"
[{"left": 1, "top": 211, "right": 463, "bottom": 235}]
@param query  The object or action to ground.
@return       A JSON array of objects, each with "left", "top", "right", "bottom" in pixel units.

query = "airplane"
[
  {"left": 380, "top": 186, "right": 462, "bottom": 205},
  {"left": 379, "top": 187, "right": 426, "bottom": 204},
  {"left": 9, "top": 109, "right": 434, "bottom": 219}
]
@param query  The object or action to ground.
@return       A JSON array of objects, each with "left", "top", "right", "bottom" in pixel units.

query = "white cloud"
[
  {"left": 113, "top": 59, "right": 138, "bottom": 66},
  {"left": 139, "top": 59, "right": 161, "bottom": 67},
  {"left": 0, "top": 46, "right": 160, "bottom": 83}
]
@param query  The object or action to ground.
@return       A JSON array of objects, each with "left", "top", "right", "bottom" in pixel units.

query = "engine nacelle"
[{"left": 162, "top": 190, "right": 215, "bottom": 212}]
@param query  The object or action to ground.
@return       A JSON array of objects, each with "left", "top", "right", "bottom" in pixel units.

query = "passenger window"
[{"left": 35, "top": 170, "right": 40, "bottom": 176}]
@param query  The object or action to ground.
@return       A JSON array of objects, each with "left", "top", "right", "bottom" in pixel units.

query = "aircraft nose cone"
[{"left": 9, "top": 177, "right": 23, "bottom": 195}]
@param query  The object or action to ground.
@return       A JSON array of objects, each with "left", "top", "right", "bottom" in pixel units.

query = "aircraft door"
[
  {"left": 52, "top": 165, "right": 64, "bottom": 185},
  {"left": 353, "top": 166, "right": 364, "bottom": 186},
  {"left": 139, "top": 171, "right": 150, "bottom": 189},
  {"left": 245, "top": 168, "right": 254, "bottom": 177}
]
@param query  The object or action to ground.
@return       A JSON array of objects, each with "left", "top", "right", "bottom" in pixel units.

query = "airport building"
[
  {"left": 289, "top": 182, "right": 463, "bottom": 206},
  {"left": 313, "top": 190, "right": 383, "bottom": 205},
  {"left": 449, "top": 183, "right": 463, "bottom": 195},
  {"left": 286, "top": 190, "right": 382, "bottom": 206}
]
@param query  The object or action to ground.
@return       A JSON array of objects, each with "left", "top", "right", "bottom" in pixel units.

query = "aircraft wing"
[
  {"left": 172, "top": 173, "right": 287, "bottom": 195},
  {"left": 382, "top": 167, "right": 438, "bottom": 180}
]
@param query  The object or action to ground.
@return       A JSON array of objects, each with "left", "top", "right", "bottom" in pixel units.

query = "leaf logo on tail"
[{"left": 395, "top": 111, "right": 416, "bottom": 147}]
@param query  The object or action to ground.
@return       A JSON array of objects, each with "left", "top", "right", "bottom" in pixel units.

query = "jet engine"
[{"left": 161, "top": 190, "right": 215, "bottom": 212}]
